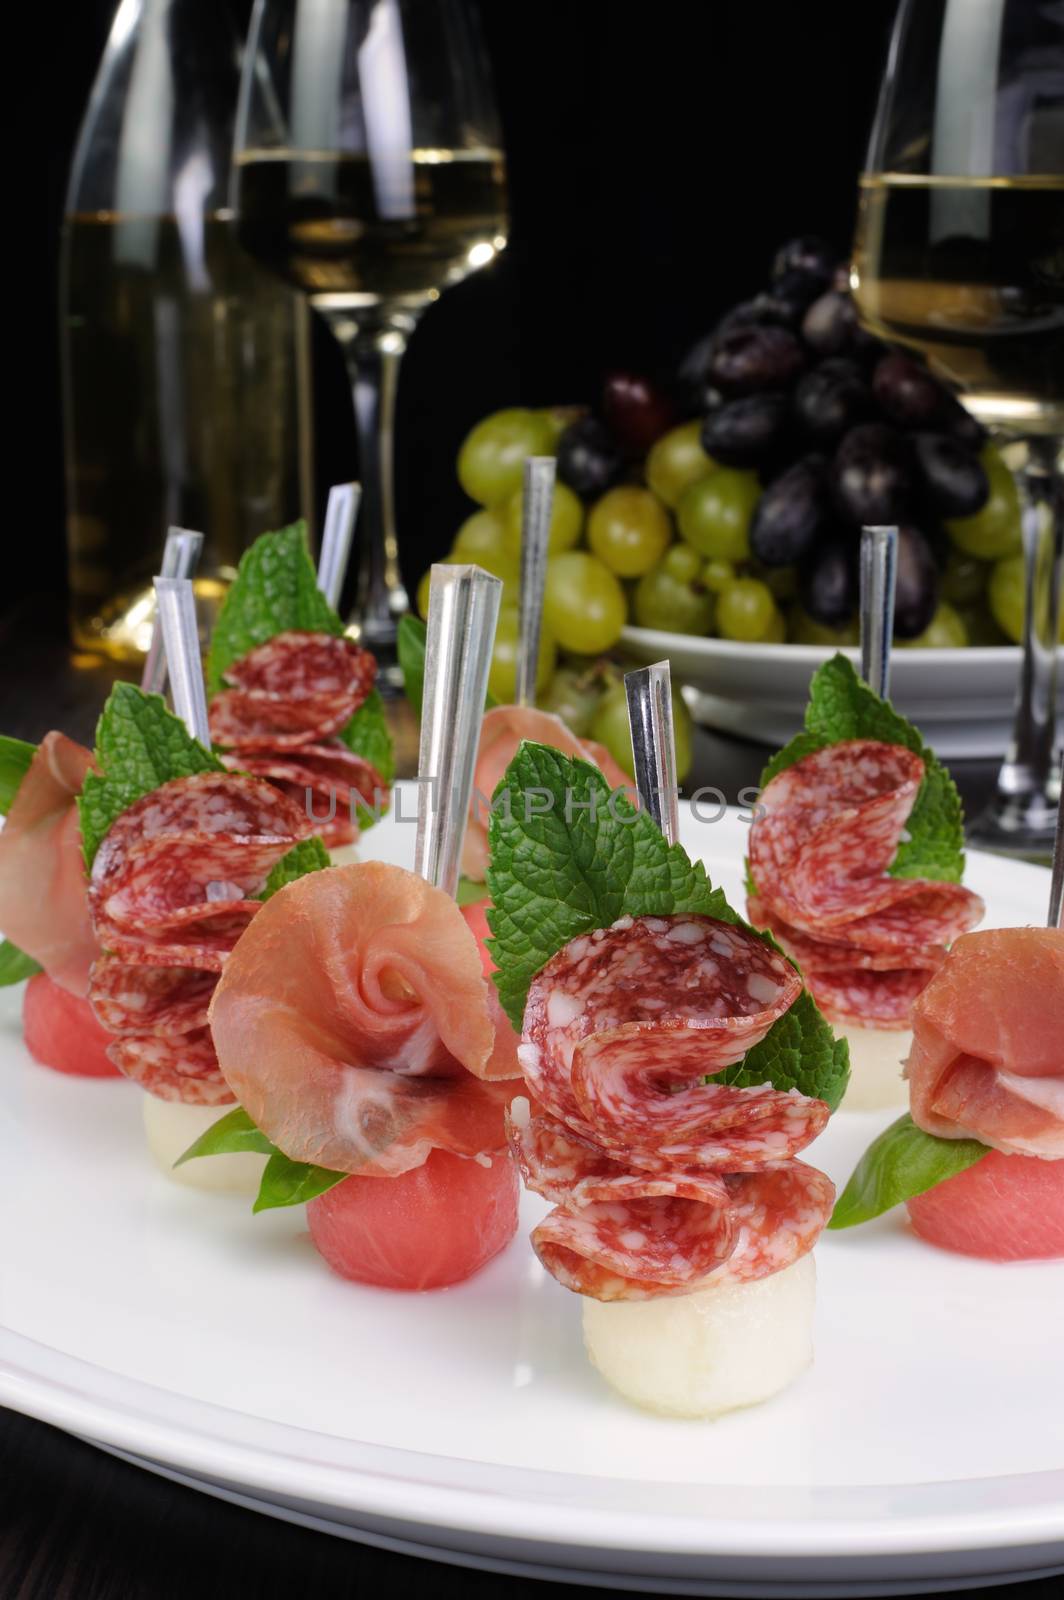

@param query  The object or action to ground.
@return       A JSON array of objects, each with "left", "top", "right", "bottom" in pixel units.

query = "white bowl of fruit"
[{"left": 418, "top": 237, "right": 1057, "bottom": 757}]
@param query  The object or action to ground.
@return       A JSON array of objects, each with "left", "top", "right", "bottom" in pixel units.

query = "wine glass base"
[{"left": 967, "top": 788, "right": 1062, "bottom": 863}]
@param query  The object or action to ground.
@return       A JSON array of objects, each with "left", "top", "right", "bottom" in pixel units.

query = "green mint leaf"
[
  {"left": 457, "top": 875, "right": 487, "bottom": 905},
  {"left": 258, "top": 836, "right": 331, "bottom": 901},
  {"left": 174, "top": 1105, "right": 276, "bottom": 1166},
  {"left": 338, "top": 687, "right": 395, "bottom": 787},
  {"left": 828, "top": 1111, "right": 989, "bottom": 1229},
  {"left": 398, "top": 613, "right": 426, "bottom": 718},
  {"left": 78, "top": 684, "right": 224, "bottom": 867},
  {"left": 206, "top": 522, "right": 344, "bottom": 694},
  {"left": 712, "top": 991, "right": 850, "bottom": 1112},
  {"left": 253, "top": 1150, "right": 346, "bottom": 1212},
  {"left": 0, "top": 939, "right": 42, "bottom": 985},
  {"left": 756, "top": 653, "right": 965, "bottom": 886},
  {"left": 485, "top": 741, "right": 847, "bottom": 1105},
  {"left": 0, "top": 736, "right": 36, "bottom": 815}
]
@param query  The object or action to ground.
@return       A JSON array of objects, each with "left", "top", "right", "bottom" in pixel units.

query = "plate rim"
[{"left": 4, "top": 1329, "right": 1064, "bottom": 1561}]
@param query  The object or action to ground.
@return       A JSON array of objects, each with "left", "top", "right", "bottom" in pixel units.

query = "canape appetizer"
[
  {"left": 485, "top": 740, "right": 848, "bottom": 1418},
  {"left": 831, "top": 926, "right": 1064, "bottom": 1260},
  {"left": 746, "top": 654, "right": 983, "bottom": 1110},
  {"left": 0, "top": 732, "right": 117, "bottom": 1076},
  {"left": 183, "top": 564, "right": 525, "bottom": 1287},
  {"left": 206, "top": 523, "right": 393, "bottom": 863}
]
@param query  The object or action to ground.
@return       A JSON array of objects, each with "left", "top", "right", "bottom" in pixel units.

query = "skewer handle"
[
  {"left": 515, "top": 456, "right": 555, "bottom": 708},
  {"left": 141, "top": 528, "right": 204, "bottom": 696},
  {"left": 153, "top": 578, "right": 212, "bottom": 748},
  {"left": 414, "top": 564, "right": 502, "bottom": 897},
  {"left": 624, "top": 660, "right": 680, "bottom": 847},
  {"left": 317, "top": 482, "right": 361, "bottom": 612},
  {"left": 859, "top": 524, "right": 898, "bottom": 700},
  {"left": 1049, "top": 756, "right": 1064, "bottom": 930}
]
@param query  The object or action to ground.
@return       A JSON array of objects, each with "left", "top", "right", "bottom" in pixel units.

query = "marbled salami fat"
[
  {"left": 209, "top": 631, "right": 385, "bottom": 847},
  {"left": 87, "top": 774, "right": 312, "bottom": 1102},
  {"left": 747, "top": 740, "right": 983, "bottom": 1030}
]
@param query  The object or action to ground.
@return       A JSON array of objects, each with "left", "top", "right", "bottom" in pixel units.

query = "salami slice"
[
  {"left": 508, "top": 1101, "right": 835, "bottom": 1300},
  {"left": 208, "top": 633, "right": 387, "bottom": 847},
  {"left": 519, "top": 914, "right": 825, "bottom": 1171},
  {"left": 87, "top": 774, "right": 313, "bottom": 1103},
  {"left": 747, "top": 740, "right": 983, "bottom": 1030}
]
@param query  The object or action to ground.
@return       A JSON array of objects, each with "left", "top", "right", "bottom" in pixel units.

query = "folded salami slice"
[
  {"left": 208, "top": 861, "right": 522, "bottom": 1177},
  {"left": 748, "top": 740, "right": 983, "bottom": 1030},
  {"left": 209, "top": 631, "right": 386, "bottom": 849},
  {"left": 0, "top": 732, "right": 99, "bottom": 995},
  {"left": 87, "top": 774, "right": 312, "bottom": 1103},
  {"left": 508, "top": 1101, "right": 835, "bottom": 1300},
  {"left": 518, "top": 915, "right": 823, "bottom": 1171}
]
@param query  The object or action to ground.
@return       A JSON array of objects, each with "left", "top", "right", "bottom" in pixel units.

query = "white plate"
[
  {"left": 2, "top": 796, "right": 1062, "bottom": 1596},
  {"left": 620, "top": 631, "right": 1062, "bottom": 759}
]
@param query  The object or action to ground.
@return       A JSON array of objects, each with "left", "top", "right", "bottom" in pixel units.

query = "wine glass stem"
[
  {"left": 321, "top": 311, "right": 412, "bottom": 652},
  {"left": 996, "top": 437, "right": 1063, "bottom": 815}
]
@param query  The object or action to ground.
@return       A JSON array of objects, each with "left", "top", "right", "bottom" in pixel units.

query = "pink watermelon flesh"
[
  {"left": 907, "top": 1148, "right": 1064, "bottom": 1261},
  {"left": 22, "top": 972, "right": 121, "bottom": 1078},
  {"left": 306, "top": 1145, "right": 520, "bottom": 1291}
]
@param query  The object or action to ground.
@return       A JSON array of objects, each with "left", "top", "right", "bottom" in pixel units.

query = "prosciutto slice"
[
  {"left": 747, "top": 740, "right": 983, "bottom": 1028},
  {"left": 508, "top": 913, "right": 834, "bottom": 1301},
  {"left": 906, "top": 927, "right": 1064, "bottom": 1159},
  {"left": 462, "top": 706, "right": 630, "bottom": 880},
  {"left": 88, "top": 774, "right": 312, "bottom": 1103},
  {"left": 208, "top": 861, "right": 523, "bottom": 1177},
  {"left": 210, "top": 631, "right": 386, "bottom": 849},
  {"left": 0, "top": 732, "right": 97, "bottom": 995}
]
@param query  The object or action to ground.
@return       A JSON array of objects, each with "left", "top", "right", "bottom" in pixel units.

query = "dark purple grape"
[
  {"left": 701, "top": 393, "right": 790, "bottom": 467},
  {"left": 831, "top": 264, "right": 851, "bottom": 293},
  {"left": 706, "top": 325, "right": 806, "bottom": 395},
  {"left": 893, "top": 525, "right": 941, "bottom": 638},
  {"left": 939, "top": 393, "right": 986, "bottom": 450},
  {"left": 751, "top": 270, "right": 826, "bottom": 327},
  {"left": 799, "top": 537, "right": 856, "bottom": 625},
  {"left": 602, "top": 372, "right": 676, "bottom": 456},
  {"left": 750, "top": 457, "right": 828, "bottom": 566},
  {"left": 817, "top": 355, "right": 865, "bottom": 383},
  {"left": 801, "top": 290, "right": 860, "bottom": 355},
  {"left": 772, "top": 236, "right": 838, "bottom": 286},
  {"left": 913, "top": 433, "right": 990, "bottom": 519},
  {"left": 871, "top": 353, "right": 948, "bottom": 429},
  {"left": 793, "top": 368, "right": 873, "bottom": 444},
  {"left": 830, "top": 423, "right": 913, "bottom": 524},
  {"left": 555, "top": 417, "right": 623, "bottom": 498}
]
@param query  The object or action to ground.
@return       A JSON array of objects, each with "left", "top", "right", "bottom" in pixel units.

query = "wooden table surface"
[{"left": 2, "top": 597, "right": 1054, "bottom": 1600}]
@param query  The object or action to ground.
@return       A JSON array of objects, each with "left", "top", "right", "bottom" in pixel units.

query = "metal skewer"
[
  {"left": 1049, "top": 756, "right": 1064, "bottom": 930},
  {"left": 317, "top": 481, "right": 361, "bottom": 612},
  {"left": 153, "top": 578, "right": 212, "bottom": 748},
  {"left": 859, "top": 524, "right": 898, "bottom": 699},
  {"left": 141, "top": 527, "right": 204, "bottom": 696},
  {"left": 414, "top": 564, "right": 502, "bottom": 897},
  {"left": 514, "top": 456, "right": 555, "bottom": 707},
  {"left": 624, "top": 660, "right": 680, "bottom": 846}
]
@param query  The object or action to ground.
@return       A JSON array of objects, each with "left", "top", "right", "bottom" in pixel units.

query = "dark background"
[{"left": 20, "top": 0, "right": 899, "bottom": 617}]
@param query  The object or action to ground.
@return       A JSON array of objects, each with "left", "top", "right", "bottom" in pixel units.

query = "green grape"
[
  {"left": 452, "top": 508, "right": 520, "bottom": 584},
  {"left": 761, "top": 606, "right": 786, "bottom": 643},
  {"left": 940, "top": 548, "right": 987, "bottom": 606},
  {"left": 988, "top": 554, "right": 1028, "bottom": 644},
  {"left": 752, "top": 561, "right": 798, "bottom": 602},
  {"left": 662, "top": 543, "right": 703, "bottom": 584},
  {"left": 633, "top": 567, "right": 714, "bottom": 635},
  {"left": 945, "top": 446, "right": 1022, "bottom": 560},
  {"left": 587, "top": 486, "right": 672, "bottom": 577},
  {"left": 503, "top": 478, "right": 584, "bottom": 557},
  {"left": 538, "top": 405, "right": 582, "bottom": 449},
  {"left": 701, "top": 558, "right": 736, "bottom": 594},
  {"left": 716, "top": 578, "right": 779, "bottom": 642},
  {"left": 788, "top": 607, "right": 859, "bottom": 646},
  {"left": 487, "top": 604, "right": 557, "bottom": 703},
  {"left": 589, "top": 682, "right": 693, "bottom": 783},
  {"left": 645, "top": 422, "right": 716, "bottom": 509},
  {"left": 457, "top": 408, "right": 556, "bottom": 506},
  {"left": 677, "top": 469, "right": 760, "bottom": 561},
  {"left": 544, "top": 551, "right": 628, "bottom": 654},
  {"left": 897, "top": 602, "right": 969, "bottom": 649},
  {"left": 540, "top": 665, "right": 604, "bottom": 737},
  {"left": 956, "top": 602, "right": 1010, "bottom": 646}
]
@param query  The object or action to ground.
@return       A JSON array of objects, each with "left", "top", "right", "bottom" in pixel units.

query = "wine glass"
[
  {"left": 851, "top": 0, "right": 1063, "bottom": 856},
  {"left": 232, "top": 0, "right": 508, "bottom": 656}
]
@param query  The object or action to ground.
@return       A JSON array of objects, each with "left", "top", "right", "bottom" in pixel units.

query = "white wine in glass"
[
  {"left": 852, "top": 0, "right": 1064, "bottom": 855},
  {"left": 233, "top": 1, "right": 508, "bottom": 655}
]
